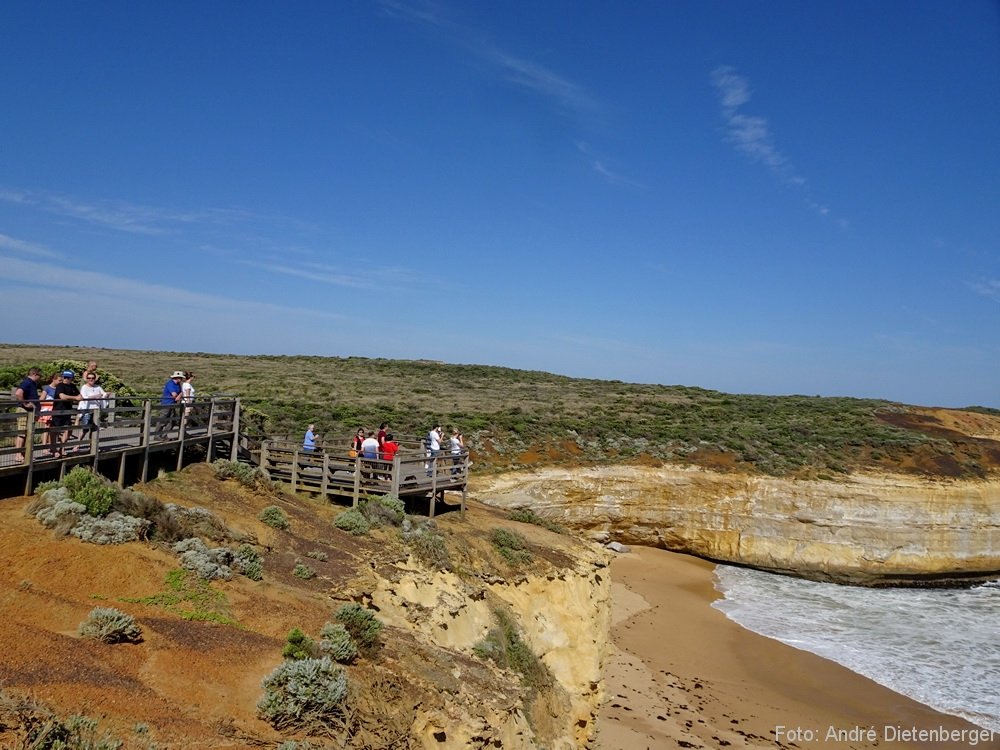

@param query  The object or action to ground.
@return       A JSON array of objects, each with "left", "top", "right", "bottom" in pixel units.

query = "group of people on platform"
[
  {"left": 302, "top": 422, "right": 466, "bottom": 473},
  {"left": 11, "top": 362, "right": 198, "bottom": 461},
  {"left": 13, "top": 360, "right": 113, "bottom": 459}
]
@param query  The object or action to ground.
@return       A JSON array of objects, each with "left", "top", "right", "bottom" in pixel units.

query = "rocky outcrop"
[
  {"left": 473, "top": 466, "right": 1000, "bottom": 586},
  {"left": 370, "top": 546, "right": 611, "bottom": 749}
]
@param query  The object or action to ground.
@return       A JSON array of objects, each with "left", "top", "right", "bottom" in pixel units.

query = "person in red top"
[
  {"left": 377, "top": 422, "right": 388, "bottom": 448},
  {"left": 380, "top": 433, "right": 400, "bottom": 463}
]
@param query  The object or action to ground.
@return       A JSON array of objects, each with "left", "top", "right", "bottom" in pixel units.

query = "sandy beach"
[{"left": 594, "top": 547, "right": 991, "bottom": 750}]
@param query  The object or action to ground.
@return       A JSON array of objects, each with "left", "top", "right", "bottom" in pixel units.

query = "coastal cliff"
[
  {"left": 473, "top": 466, "right": 1000, "bottom": 586},
  {"left": 0, "top": 463, "right": 611, "bottom": 749}
]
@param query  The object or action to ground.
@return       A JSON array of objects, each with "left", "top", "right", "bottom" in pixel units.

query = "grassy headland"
[{"left": 3, "top": 343, "right": 998, "bottom": 479}]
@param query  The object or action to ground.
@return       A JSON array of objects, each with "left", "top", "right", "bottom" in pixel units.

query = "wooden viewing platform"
[
  {"left": 0, "top": 396, "right": 243, "bottom": 495},
  {"left": 259, "top": 438, "right": 469, "bottom": 517},
  {"left": 1, "top": 398, "right": 468, "bottom": 517}
]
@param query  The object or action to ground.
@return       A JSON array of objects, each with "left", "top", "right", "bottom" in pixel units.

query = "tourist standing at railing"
[
  {"left": 13, "top": 367, "right": 41, "bottom": 461},
  {"left": 303, "top": 424, "right": 317, "bottom": 452},
  {"left": 426, "top": 424, "right": 442, "bottom": 476},
  {"left": 381, "top": 433, "right": 399, "bottom": 462},
  {"left": 377, "top": 422, "right": 388, "bottom": 448},
  {"left": 78, "top": 372, "right": 112, "bottom": 432},
  {"left": 38, "top": 372, "right": 59, "bottom": 455},
  {"left": 181, "top": 372, "right": 196, "bottom": 429},
  {"left": 52, "top": 370, "right": 82, "bottom": 457},
  {"left": 155, "top": 370, "right": 185, "bottom": 437},
  {"left": 350, "top": 427, "right": 365, "bottom": 457},
  {"left": 449, "top": 427, "right": 464, "bottom": 474}
]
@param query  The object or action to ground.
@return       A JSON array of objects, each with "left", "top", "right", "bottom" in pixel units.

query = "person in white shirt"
[
  {"left": 181, "top": 372, "right": 196, "bottom": 429},
  {"left": 78, "top": 372, "right": 111, "bottom": 431},
  {"left": 449, "top": 427, "right": 464, "bottom": 475},
  {"left": 426, "top": 425, "right": 443, "bottom": 476}
]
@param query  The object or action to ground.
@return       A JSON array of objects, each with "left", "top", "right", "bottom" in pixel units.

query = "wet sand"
[{"left": 594, "top": 547, "right": 991, "bottom": 749}]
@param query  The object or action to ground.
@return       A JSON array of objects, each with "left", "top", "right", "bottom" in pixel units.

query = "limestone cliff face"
[
  {"left": 472, "top": 467, "right": 1000, "bottom": 586},
  {"left": 370, "top": 546, "right": 611, "bottom": 749}
]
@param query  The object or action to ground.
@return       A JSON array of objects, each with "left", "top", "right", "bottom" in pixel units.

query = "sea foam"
[{"left": 712, "top": 566, "right": 1000, "bottom": 732}]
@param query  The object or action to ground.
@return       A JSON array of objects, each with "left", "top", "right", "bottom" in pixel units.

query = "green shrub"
[
  {"left": 473, "top": 608, "right": 550, "bottom": 691},
  {"left": 318, "top": 622, "right": 358, "bottom": 664},
  {"left": 405, "top": 527, "right": 451, "bottom": 570},
  {"left": 292, "top": 562, "right": 315, "bottom": 580},
  {"left": 360, "top": 494, "right": 405, "bottom": 527},
  {"left": 212, "top": 459, "right": 275, "bottom": 490},
  {"left": 281, "top": 627, "right": 315, "bottom": 660},
  {"left": 256, "top": 657, "right": 348, "bottom": 731},
  {"left": 234, "top": 544, "right": 263, "bottom": 581},
  {"left": 258, "top": 505, "right": 289, "bottom": 530},
  {"left": 334, "top": 602, "right": 382, "bottom": 650},
  {"left": 63, "top": 468, "right": 117, "bottom": 517},
  {"left": 304, "top": 549, "right": 328, "bottom": 561},
  {"left": 489, "top": 527, "right": 533, "bottom": 565},
  {"left": 333, "top": 507, "right": 371, "bottom": 536},
  {"left": 78, "top": 607, "right": 142, "bottom": 644},
  {"left": 508, "top": 508, "right": 566, "bottom": 535}
]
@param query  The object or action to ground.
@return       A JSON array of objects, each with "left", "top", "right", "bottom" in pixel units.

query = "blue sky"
[{"left": 1, "top": 1, "right": 998, "bottom": 407}]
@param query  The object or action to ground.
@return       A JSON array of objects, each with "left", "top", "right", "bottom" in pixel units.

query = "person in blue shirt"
[
  {"left": 155, "top": 370, "right": 185, "bottom": 437},
  {"left": 303, "top": 424, "right": 317, "bottom": 451},
  {"left": 13, "top": 367, "right": 41, "bottom": 461}
]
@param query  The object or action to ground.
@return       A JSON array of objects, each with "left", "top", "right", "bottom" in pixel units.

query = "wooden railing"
[
  {"left": 0, "top": 396, "right": 242, "bottom": 493},
  {"left": 260, "top": 437, "right": 468, "bottom": 517}
]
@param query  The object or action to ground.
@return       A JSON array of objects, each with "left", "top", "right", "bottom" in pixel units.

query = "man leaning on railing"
[{"left": 13, "top": 367, "right": 42, "bottom": 462}]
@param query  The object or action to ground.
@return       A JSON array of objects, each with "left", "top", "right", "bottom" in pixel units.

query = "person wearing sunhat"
[{"left": 155, "top": 370, "right": 186, "bottom": 438}]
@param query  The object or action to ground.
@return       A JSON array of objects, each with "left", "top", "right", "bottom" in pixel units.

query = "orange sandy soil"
[{"left": 0, "top": 467, "right": 360, "bottom": 748}]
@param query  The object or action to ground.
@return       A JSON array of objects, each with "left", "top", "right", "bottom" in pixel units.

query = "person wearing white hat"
[{"left": 155, "top": 370, "right": 186, "bottom": 438}]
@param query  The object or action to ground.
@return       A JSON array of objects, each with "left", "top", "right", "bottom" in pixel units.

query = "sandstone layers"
[{"left": 473, "top": 466, "right": 1000, "bottom": 585}]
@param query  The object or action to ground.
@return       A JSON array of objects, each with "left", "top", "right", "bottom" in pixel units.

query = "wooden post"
[
  {"left": 429, "top": 456, "right": 437, "bottom": 518},
  {"left": 141, "top": 399, "right": 152, "bottom": 483},
  {"left": 260, "top": 440, "right": 270, "bottom": 479},
  {"left": 229, "top": 398, "right": 241, "bottom": 462},
  {"left": 352, "top": 455, "right": 361, "bottom": 507},
  {"left": 321, "top": 451, "right": 329, "bottom": 500},
  {"left": 206, "top": 399, "right": 216, "bottom": 460},
  {"left": 90, "top": 424, "right": 100, "bottom": 470},
  {"left": 176, "top": 406, "right": 187, "bottom": 472},
  {"left": 291, "top": 449, "right": 299, "bottom": 493},
  {"left": 390, "top": 455, "right": 401, "bottom": 496},
  {"left": 117, "top": 452, "right": 126, "bottom": 487}
]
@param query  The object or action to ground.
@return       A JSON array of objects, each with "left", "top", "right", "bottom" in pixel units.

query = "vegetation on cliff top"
[{"left": 3, "top": 343, "right": 998, "bottom": 479}]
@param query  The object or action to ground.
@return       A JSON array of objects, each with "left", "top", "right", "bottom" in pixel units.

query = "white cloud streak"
[
  {"left": 711, "top": 66, "right": 841, "bottom": 221},
  {"left": 711, "top": 66, "right": 800, "bottom": 183},
  {"left": 0, "top": 233, "right": 62, "bottom": 259},
  {"left": 0, "top": 187, "right": 251, "bottom": 235},
  {"left": 0, "top": 254, "right": 343, "bottom": 320},
  {"left": 970, "top": 278, "right": 1000, "bottom": 302}
]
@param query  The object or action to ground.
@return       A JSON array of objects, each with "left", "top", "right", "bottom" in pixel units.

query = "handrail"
[{"left": 0, "top": 396, "right": 242, "bottom": 484}]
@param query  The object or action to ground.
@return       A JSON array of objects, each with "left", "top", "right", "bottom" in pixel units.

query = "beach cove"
[{"left": 594, "top": 547, "right": 991, "bottom": 749}]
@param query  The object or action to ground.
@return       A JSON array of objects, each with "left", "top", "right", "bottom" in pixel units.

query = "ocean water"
[{"left": 712, "top": 566, "right": 1000, "bottom": 732}]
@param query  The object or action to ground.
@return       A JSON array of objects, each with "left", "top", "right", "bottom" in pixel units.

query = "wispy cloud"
[
  {"left": 379, "top": 0, "right": 597, "bottom": 114},
  {"left": 575, "top": 142, "right": 644, "bottom": 189},
  {"left": 0, "top": 187, "right": 251, "bottom": 235},
  {"left": 0, "top": 253, "right": 344, "bottom": 319},
  {"left": 478, "top": 45, "right": 598, "bottom": 113},
  {"left": 711, "top": 66, "right": 800, "bottom": 183},
  {"left": 970, "top": 277, "right": 1000, "bottom": 302},
  {"left": 0, "top": 232, "right": 62, "bottom": 259},
  {"left": 711, "top": 66, "right": 837, "bottom": 220}
]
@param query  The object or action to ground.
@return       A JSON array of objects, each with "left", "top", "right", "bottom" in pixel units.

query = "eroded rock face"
[
  {"left": 371, "top": 548, "right": 611, "bottom": 749},
  {"left": 473, "top": 467, "right": 1000, "bottom": 586}
]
